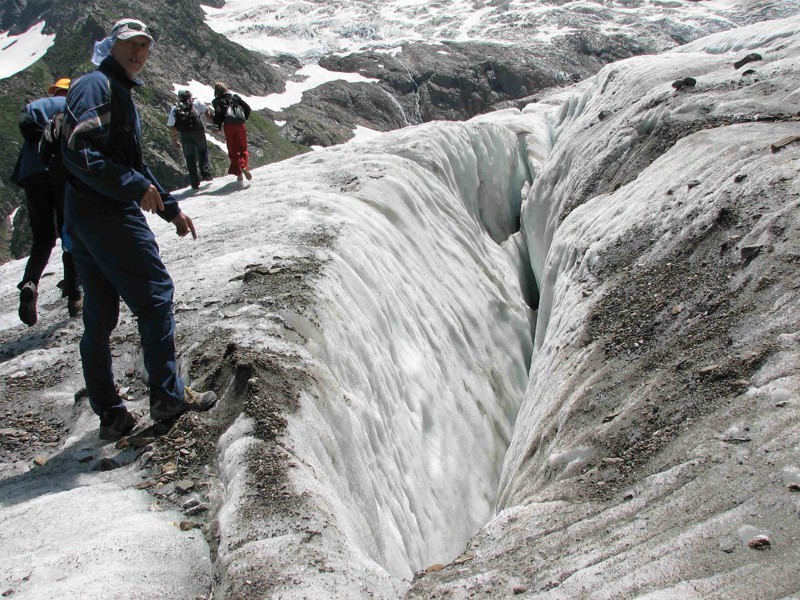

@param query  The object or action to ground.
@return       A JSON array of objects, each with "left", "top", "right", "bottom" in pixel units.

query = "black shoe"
[
  {"left": 191, "top": 182, "right": 200, "bottom": 190},
  {"left": 68, "top": 296, "right": 83, "bottom": 318},
  {"left": 98, "top": 407, "right": 138, "bottom": 441},
  {"left": 19, "top": 282, "right": 38, "bottom": 326},
  {"left": 150, "top": 387, "right": 217, "bottom": 423}
]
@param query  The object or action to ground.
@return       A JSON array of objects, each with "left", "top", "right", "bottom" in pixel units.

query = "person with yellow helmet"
[{"left": 10, "top": 76, "right": 82, "bottom": 326}]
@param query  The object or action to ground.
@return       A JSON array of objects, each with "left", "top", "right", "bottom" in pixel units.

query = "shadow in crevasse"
[{"left": 0, "top": 427, "right": 142, "bottom": 508}]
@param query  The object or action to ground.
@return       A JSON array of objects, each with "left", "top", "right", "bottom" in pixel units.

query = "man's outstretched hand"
[{"left": 172, "top": 211, "right": 197, "bottom": 239}]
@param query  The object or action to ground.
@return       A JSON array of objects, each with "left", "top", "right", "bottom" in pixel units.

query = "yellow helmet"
[{"left": 47, "top": 77, "right": 71, "bottom": 96}]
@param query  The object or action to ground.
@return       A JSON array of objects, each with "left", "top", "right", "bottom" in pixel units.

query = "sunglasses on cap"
[{"left": 111, "top": 19, "right": 154, "bottom": 41}]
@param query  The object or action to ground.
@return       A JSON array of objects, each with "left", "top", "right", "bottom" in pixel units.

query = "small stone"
[
  {"left": 94, "top": 458, "right": 121, "bottom": 471},
  {"left": 425, "top": 564, "right": 445, "bottom": 573},
  {"left": 162, "top": 462, "right": 178, "bottom": 475},
  {"left": 2, "top": 589, "right": 14, "bottom": 597},
  {"left": 128, "top": 435, "right": 155, "bottom": 449},
  {"left": 672, "top": 77, "right": 696, "bottom": 90},
  {"left": 33, "top": 456, "right": 48, "bottom": 467},
  {"left": 748, "top": 535, "right": 771, "bottom": 550},
  {"left": 185, "top": 503, "right": 209, "bottom": 516},
  {"left": 75, "top": 450, "right": 95, "bottom": 463},
  {"left": 453, "top": 554, "right": 474, "bottom": 565},
  {"left": 175, "top": 479, "right": 195, "bottom": 494},
  {"left": 771, "top": 135, "right": 800, "bottom": 153},
  {"left": 182, "top": 497, "right": 201, "bottom": 510},
  {"left": 671, "top": 304, "right": 684, "bottom": 315},
  {"left": 775, "top": 400, "right": 789, "bottom": 408},
  {"left": 733, "top": 53, "right": 762, "bottom": 69},
  {"left": 719, "top": 538, "right": 736, "bottom": 553},
  {"left": 603, "top": 411, "right": 620, "bottom": 423},
  {"left": 740, "top": 245, "right": 762, "bottom": 262},
  {"left": 179, "top": 520, "right": 201, "bottom": 531},
  {"left": 734, "top": 173, "right": 747, "bottom": 183},
  {"left": 513, "top": 585, "right": 528, "bottom": 594},
  {"left": 157, "top": 482, "right": 176, "bottom": 496},
  {"left": 686, "top": 179, "right": 701, "bottom": 190}
]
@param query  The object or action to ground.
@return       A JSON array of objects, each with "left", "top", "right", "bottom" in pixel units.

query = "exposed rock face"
[
  {"left": 282, "top": 34, "right": 653, "bottom": 147},
  {"left": 277, "top": 82, "right": 409, "bottom": 147}
]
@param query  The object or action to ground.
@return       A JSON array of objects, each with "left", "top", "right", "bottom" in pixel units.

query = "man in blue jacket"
[
  {"left": 11, "top": 78, "right": 82, "bottom": 326},
  {"left": 62, "top": 18, "right": 216, "bottom": 441}
]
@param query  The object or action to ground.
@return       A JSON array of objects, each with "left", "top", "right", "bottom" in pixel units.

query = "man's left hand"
[{"left": 172, "top": 211, "right": 197, "bottom": 239}]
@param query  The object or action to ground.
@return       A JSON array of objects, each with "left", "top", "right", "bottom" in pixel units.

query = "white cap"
[{"left": 111, "top": 19, "right": 154, "bottom": 44}]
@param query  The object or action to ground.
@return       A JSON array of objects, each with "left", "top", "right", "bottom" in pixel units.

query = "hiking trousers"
[
  {"left": 223, "top": 122, "right": 249, "bottom": 177},
  {"left": 18, "top": 172, "right": 80, "bottom": 299},
  {"left": 180, "top": 129, "right": 212, "bottom": 187},
  {"left": 66, "top": 200, "right": 185, "bottom": 414}
]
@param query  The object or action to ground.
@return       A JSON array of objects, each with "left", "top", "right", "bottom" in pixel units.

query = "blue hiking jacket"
[
  {"left": 10, "top": 95, "right": 66, "bottom": 185},
  {"left": 62, "top": 56, "right": 180, "bottom": 222}
]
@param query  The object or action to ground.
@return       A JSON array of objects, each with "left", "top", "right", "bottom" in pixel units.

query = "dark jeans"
[
  {"left": 66, "top": 200, "right": 185, "bottom": 413},
  {"left": 180, "top": 129, "right": 212, "bottom": 186},
  {"left": 19, "top": 172, "right": 80, "bottom": 298}
]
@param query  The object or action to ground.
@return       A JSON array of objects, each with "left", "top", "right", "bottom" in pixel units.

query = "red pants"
[{"left": 223, "top": 122, "right": 249, "bottom": 176}]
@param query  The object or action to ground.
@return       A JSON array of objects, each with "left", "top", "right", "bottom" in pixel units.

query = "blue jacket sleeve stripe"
[{"left": 62, "top": 73, "right": 150, "bottom": 205}]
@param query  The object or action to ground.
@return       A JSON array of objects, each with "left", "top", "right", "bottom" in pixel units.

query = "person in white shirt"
[{"left": 167, "top": 89, "right": 213, "bottom": 189}]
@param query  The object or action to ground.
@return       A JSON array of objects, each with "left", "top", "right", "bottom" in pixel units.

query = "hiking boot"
[
  {"left": 242, "top": 167, "right": 252, "bottom": 181},
  {"left": 191, "top": 182, "right": 200, "bottom": 190},
  {"left": 19, "top": 282, "right": 38, "bottom": 326},
  {"left": 150, "top": 387, "right": 217, "bottom": 423},
  {"left": 236, "top": 174, "right": 244, "bottom": 182},
  {"left": 68, "top": 296, "right": 83, "bottom": 318},
  {"left": 98, "top": 406, "right": 138, "bottom": 441}
]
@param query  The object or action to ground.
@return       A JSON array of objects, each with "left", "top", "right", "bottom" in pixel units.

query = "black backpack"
[
  {"left": 173, "top": 100, "right": 203, "bottom": 132},
  {"left": 38, "top": 111, "right": 67, "bottom": 178},
  {"left": 222, "top": 94, "right": 248, "bottom": 124}
]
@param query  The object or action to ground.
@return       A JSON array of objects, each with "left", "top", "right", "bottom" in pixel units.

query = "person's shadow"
[
  {"left": 0, "top": 425, "right": 144, "bottom": 508},
  {"left": 0, "top": 317, "right": 75, "bottom": 365}
]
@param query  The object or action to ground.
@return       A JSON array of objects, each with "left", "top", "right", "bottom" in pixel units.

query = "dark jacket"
[
  {"left": 212, "top": 92, "right": 251, "bottom": 129},
  {"left": 61, "top": 56, "right": 180, "bottom": 222},
  {"left": 10, "top": 95, "right": 66, "bottom": 185}
]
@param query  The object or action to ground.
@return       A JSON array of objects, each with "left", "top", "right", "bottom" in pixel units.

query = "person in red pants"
[{"left": 211, "top": 82, "right": 252, "bottom": 181}]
